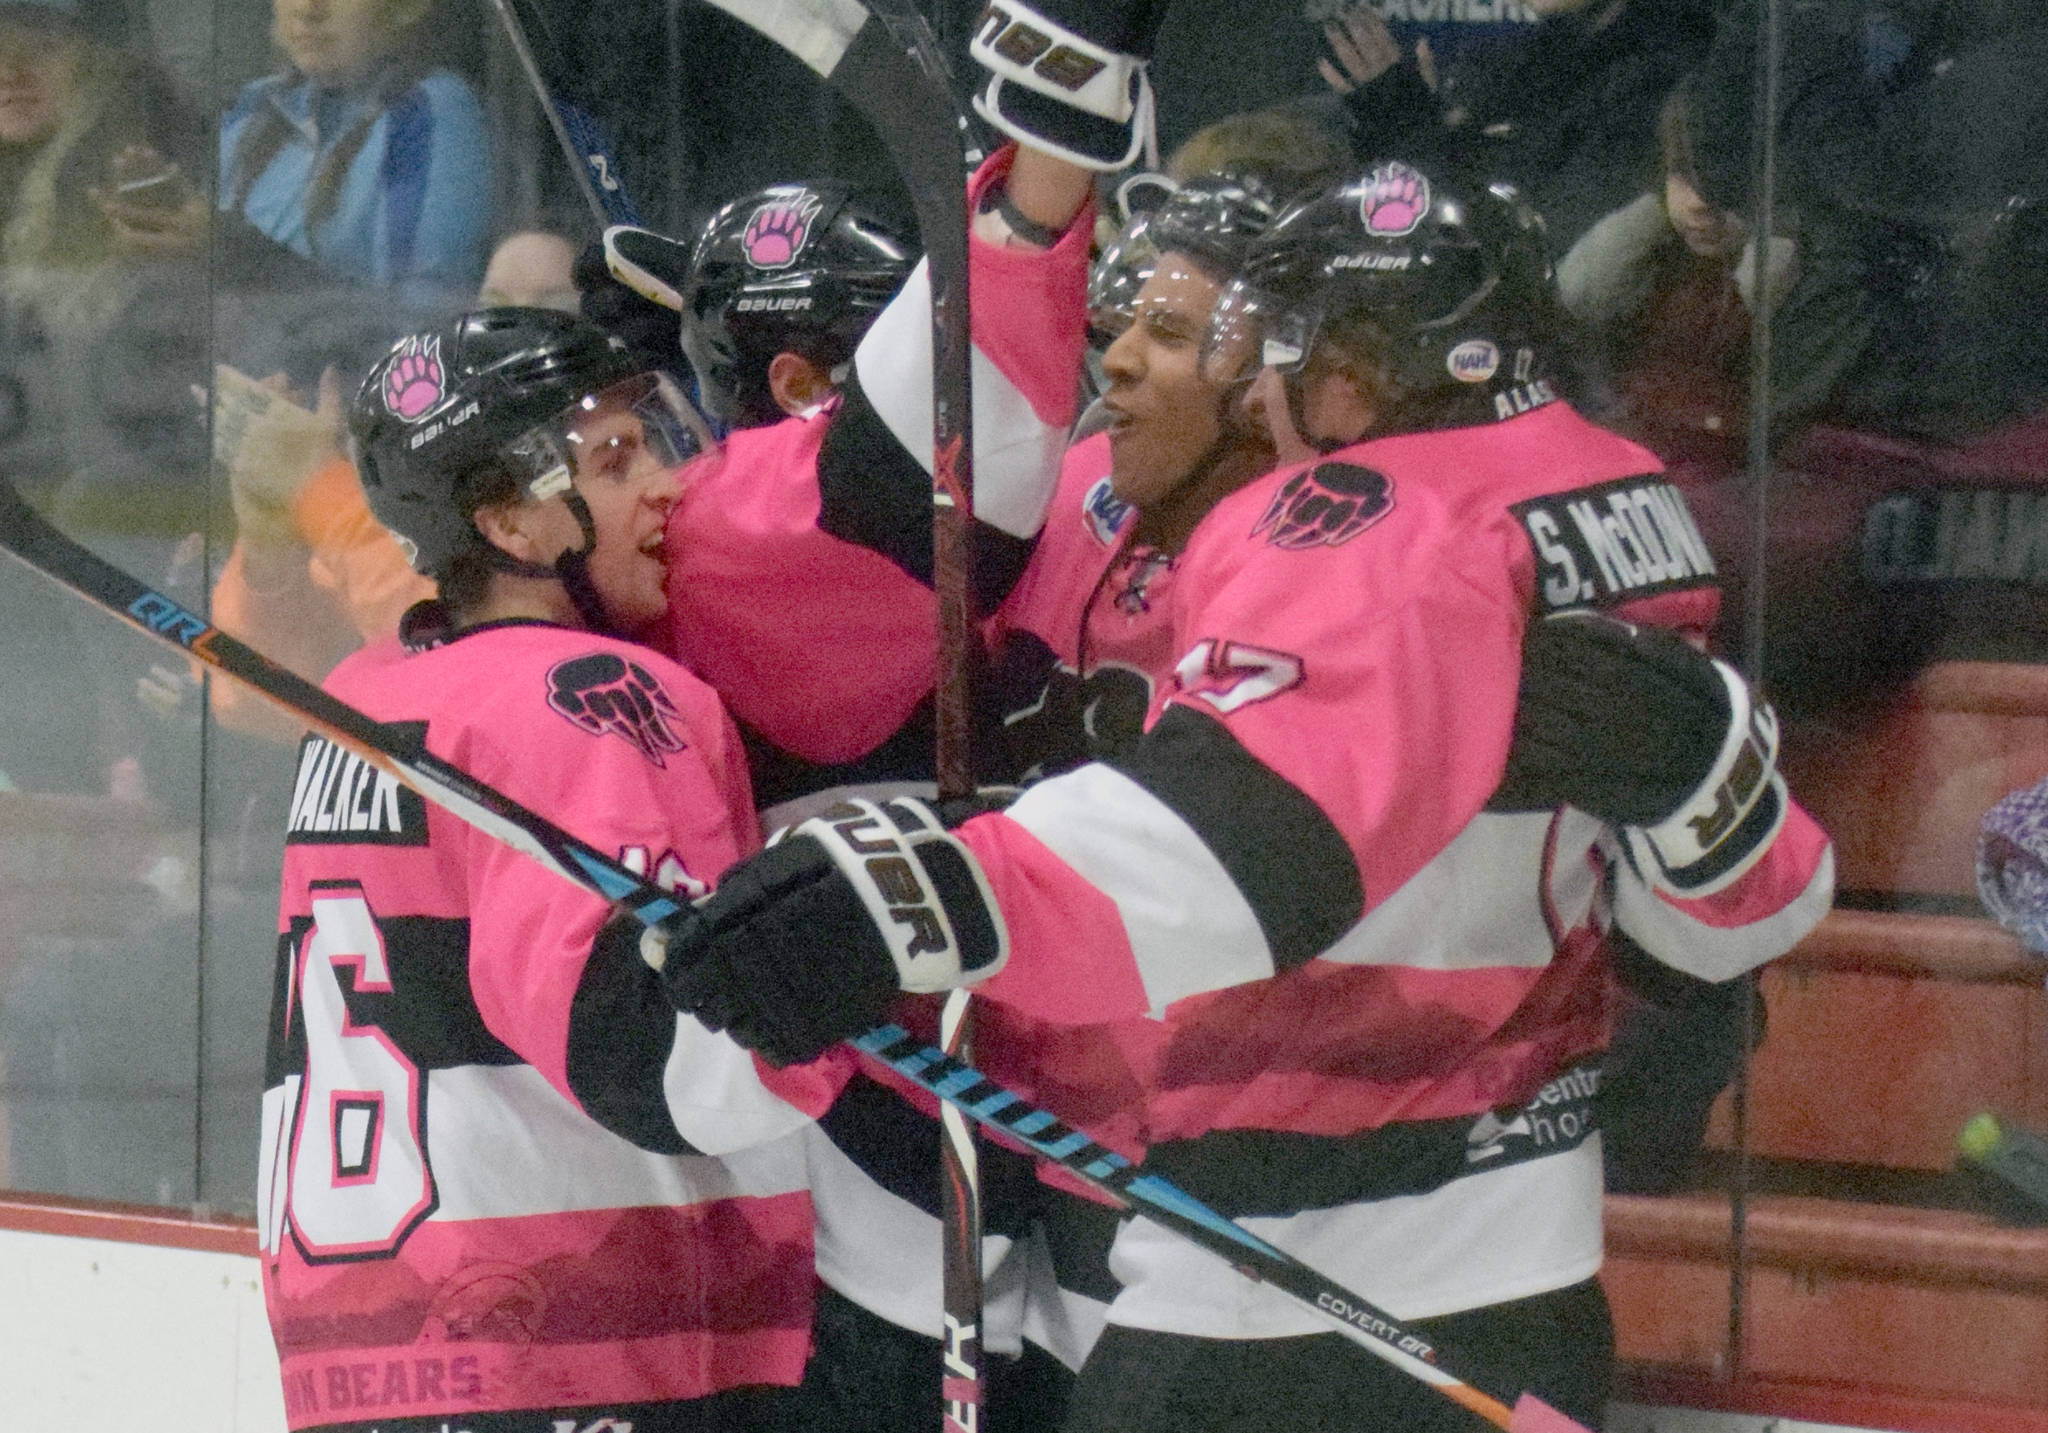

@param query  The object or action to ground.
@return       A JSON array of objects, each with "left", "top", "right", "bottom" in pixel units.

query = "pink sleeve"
[
  {"left": 962, "top": 142, "right": 1094, "bottom": 432},
  {"left": 1609, "top": 794, "right": 1836, "bottom": 980},
  {"left": 446, "top": 645, "right": 789, "bottom": 1147},
  {"left": 850, "top": 143, "right": 1093, "bottom": 542}
]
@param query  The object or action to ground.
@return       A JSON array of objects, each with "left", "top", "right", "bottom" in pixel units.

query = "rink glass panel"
[
  {"left": 0, "top": 0, "right": 2038, "bottom": 1405},
  {"left": 0, "top": 0, "right": 919, "bottom": 1217}
]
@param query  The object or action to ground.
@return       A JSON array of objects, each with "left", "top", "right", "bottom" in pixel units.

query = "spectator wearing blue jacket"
[{"left": 219, "top": 0, "right": 491, "bottom": 295}]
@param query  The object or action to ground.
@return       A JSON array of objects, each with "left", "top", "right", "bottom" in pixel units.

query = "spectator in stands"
[
  {"left": 0, "top": 0, "right": 209, "bottom": 777},
  {"left": 0, "top": 0, "right": 205, "bottom": 290},
  {"left": 1981, "top": 776, "right": 2048, "bottom": 959},
  {"left": 476, "top": 228, "right": 579, "bottom": 311},
  {"left": 1555, "top": 77, "right": 1798, "bottom": 476},
  {"left": 218, "top": 0, "right": 493, "bottom": 296}
]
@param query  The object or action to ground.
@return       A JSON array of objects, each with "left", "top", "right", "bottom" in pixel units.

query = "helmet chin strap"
[
  {"left": 550, "top": 488, "right": 615, "bottom": 634},
  {"left": 479, "top": 486, "right": 616, "bottom": 633},
  {"left": 1278, "top": 367, "right": 1353, "bottom": 457}
]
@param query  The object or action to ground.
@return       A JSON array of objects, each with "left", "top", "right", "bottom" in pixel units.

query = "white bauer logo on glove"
[
  {"left": 799, "top": 797, "right": 1011, "bottom": 993},
  {"left": 1627, "top": 659, "right": 1787, "bottom": 897}
]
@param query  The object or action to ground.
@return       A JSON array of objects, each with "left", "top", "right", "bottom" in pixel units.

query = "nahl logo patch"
[
  {"left": 547, "top": 653, "right": 688, "bottom": 766},
  {"left": 285, "top": 730, "right": 428, "bottom": 846},
  {"left": 1513, "top": 476, "right": 1718, "bottom": 611},
  {"left": 1081, "top": 475, "right": 1134, "bottom": 547},
  {"left": 1251, "top": 462, "right": 1394, "bottom": 550}
]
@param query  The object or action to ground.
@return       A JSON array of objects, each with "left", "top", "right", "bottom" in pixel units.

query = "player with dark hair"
[
  {"left": 645, "top": 167, "right": 1108, "bottom": 1430},
  {"left": 644, "top": 155, "right": 1836, "bottom": 1432},
  {"left": 256, "top": 307, "right": 838, "bottom": 1433},
  {"left": 644, "top": 141, "right": 1094, "bottom": 822},
  {"left": 679, "top": 181, "right": 920, "bottom": 431},
  {"left": 991, "top": 171, "right": 1293, "bottom": 782}
]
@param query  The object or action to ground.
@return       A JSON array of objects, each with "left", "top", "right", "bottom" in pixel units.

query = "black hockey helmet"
[
  {"left": 681, "top": 182, "right": 919, "bottom": 428},
  {"left": 351, "top": 307, "right": 712, "bottom": 581},
  {"left": 1089, "top": 171, "right": 1282, "bottom": 347},
  {"left": 1209, "top": 158, "right": 1564, "bottom": 434}
]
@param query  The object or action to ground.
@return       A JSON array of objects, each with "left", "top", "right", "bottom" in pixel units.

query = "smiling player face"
[
  {"left": 1099, "top": 257, "right": 1235, "bottom": 513},
  {"left": 560, "top": 401, "right": 681, "bottom": 635}
]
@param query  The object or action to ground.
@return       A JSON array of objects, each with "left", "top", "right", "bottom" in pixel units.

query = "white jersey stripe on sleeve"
[
  {"left": 1008, "top": 763, "right": 1275, "bottom": 1013},
  {"left": 661, "top": 1012, "right": 818, "bottom": 1155},
  {"left": 854, "top": 258, "right": 1067, "bottom": 540},
  {"left": 1319, "top": 812, "right": 1592, "bottom": 971},
  {"left": 1611, "top": 839, "right": 1836, "bottom": 981}
]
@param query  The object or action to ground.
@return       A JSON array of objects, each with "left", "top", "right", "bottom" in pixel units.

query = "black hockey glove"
[
  {"left": 970, "top": 0, "right": 1168, "bottom": 170},
  {"left": 649, "top": 798, "right": 1010, "bottom": 1067},
  {"left": 1492, "top": 612, "right": 1786, "bottom": 895},
  {"left": 600, "top": 225, "right": 690, "bottom": 314}
]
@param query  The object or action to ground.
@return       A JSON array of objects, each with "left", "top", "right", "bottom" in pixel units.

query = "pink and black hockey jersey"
[
  {"left": 658, "top": 142, "right": 1091, "bottom": 816},
  {"left": 960, "top": 400, "right": 1836, "bottom": 1335},
  {"left": 256, "top": 620, "right": 838, "bottom": 1429},
  {"left": 650, "top": 145, "right": 1103, "bottom": 1372},
  {"left": 986, "top": 429, "right": 1175, "bottom": 781}
]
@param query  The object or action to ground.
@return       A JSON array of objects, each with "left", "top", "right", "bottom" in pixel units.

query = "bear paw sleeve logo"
[
  {"left": 1251, "top": 463, "right": 1394, "bottom": 550},
  {"left": 547, "top": 653, "right": 689, "bottom": 766},
  {"left": 381, "top": 334, "right": 444, "bottom": 421},
  {"left": 743, "top": 193, "right": 825, "bottom": 270}
]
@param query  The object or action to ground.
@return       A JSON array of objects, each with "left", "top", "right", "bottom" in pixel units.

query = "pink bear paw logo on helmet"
[
  {"left": 382, "top": 335, "right": 444, "bottom": 421},
  {"left": 743, "top": 194, "right": 821, "bottom": 270},
  {"left": 1359, "top": 161, "right": 1430, "bottom": 237}
]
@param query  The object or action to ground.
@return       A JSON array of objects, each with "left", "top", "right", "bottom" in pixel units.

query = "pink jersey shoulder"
[
  {"left": 661, "top": 417, "right": 937, "bottom": 764},
  {"left": 992, "top": 431, "right": 1129, "bottom": 660},
  {"left": 324, "top": 622, "right": 756, "bottom": 903}
]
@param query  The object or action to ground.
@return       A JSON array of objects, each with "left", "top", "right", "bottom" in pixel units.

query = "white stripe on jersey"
[
  {"left": 802, "top": 1124, "right": 1027, "bottom": 1353},
  {"left": 856, "top": 257, "right": 1067, "bottom": 540},
  {"left": 1319, "top": 811, "right": 1601, "bottom": 970},
  {"left": 662, "top": 1012, "right": 817, "bottom": 1155},
  {"left": 1008, "top": 763, "right": 1276, "bottom": 1014},
  {"left": 1100, "top": 1136, "right": 1604, "bottom": 1336},
  {"left": 421, "top": 1064, "right": 808, "bottom": 1222},
  {"left": 257, "top": 1077, "right": 298, "bottom": 1256},
  {"left": 1016, "top": 1220, "right": 1112, "bottom": 1374},
  {"left": 1609, "top": 836, "right": 1836, "bottom": 981}
]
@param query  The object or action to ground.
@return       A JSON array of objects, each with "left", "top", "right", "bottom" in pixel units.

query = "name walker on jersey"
[{"left": 286, "top": 732, "right": 429, "bottom": 845}]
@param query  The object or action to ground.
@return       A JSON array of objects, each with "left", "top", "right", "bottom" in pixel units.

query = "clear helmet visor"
[
  {"left": 1088, "top": 210, "right": 1163, "bottom": 349},
  {"left": 506, "top": 371, "right": 718, "bottom": 502},
  {"left": 1203, "top": 276, "right": 1321, "bottom": 385}
]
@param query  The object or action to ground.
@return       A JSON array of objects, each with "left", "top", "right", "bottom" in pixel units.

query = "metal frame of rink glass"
[{"left": 0, "top": 478, "right": 1591, "bottom": 1433}]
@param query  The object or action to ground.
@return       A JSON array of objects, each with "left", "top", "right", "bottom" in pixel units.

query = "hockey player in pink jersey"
[
  {"left": 652, "top": 143, "right": 1095, "bottom": 820},
  {"left": 668, "top": 170, "right": 1136, "bottom": 1429},
  {"left": 648, "top": 159, "right": 1836, "bottom": 1432},
  {"left": 257, "top": 308, "right": 839, "bottom": 1433}
]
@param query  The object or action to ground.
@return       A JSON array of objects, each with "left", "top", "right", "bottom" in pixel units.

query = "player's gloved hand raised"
[
  {"left": 971, "top": 0, "right": 1168, "bottom": 170},
  {"left": 647, "top": 798, "right": 1010, "bottom": 1067},
  {"left": 1491, "top": 611, "right": 1786, "bottom": 895}
]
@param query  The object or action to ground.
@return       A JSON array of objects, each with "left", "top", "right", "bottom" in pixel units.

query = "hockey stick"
[
  {"left": 487, "top": 0, "right": 643, "bottom": 230},
  {"left": 693, "top": 4, "right": 987, "bottom": 1423},
  {"left": 0, "top": 484, "right": 1588, "bottom": 1433}
]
